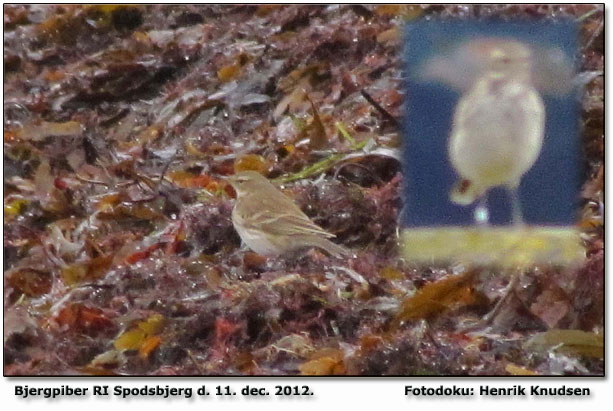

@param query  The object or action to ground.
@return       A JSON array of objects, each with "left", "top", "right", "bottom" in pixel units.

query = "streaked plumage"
[{"left": 227, "top": 171, "right": 349, "bottom": 257}]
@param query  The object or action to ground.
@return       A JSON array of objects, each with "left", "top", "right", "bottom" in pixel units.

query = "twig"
[
  {"left": 155, "top": 152, "right": 178, "bottom": 190},
  {"left": 186, "top": 349, "right": 206, "bottom": 374},
  {"left": 576, "top": 8, "right": 600, "bottom": 22},
  {"left": 335, "top": 121, "right": 357, "bottom": 147},
  {"left": 75, "top": 174, "right": 109, "bottom": 186},
  {"left": 274, "top": 139, "right": 370, "bottom": 183},
  {"left": 583, "top": 18, "right": 603, "bottom": 51},
  {"left": 85, "top": 237, "right": 105, "bottom": 257},
  {"left": 360, "top": 89, "right": 400, "bottom": 127},
  {"left": 275, "top": 152, "right": 344, "bottom": 183}
]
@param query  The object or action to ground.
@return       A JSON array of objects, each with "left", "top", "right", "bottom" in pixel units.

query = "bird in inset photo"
[{"left": 445, "top": 38, "right": 546, "bottom": 225}]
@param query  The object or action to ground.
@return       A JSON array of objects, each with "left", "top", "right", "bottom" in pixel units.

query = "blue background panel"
[{"left": 401, "top": 21, "right": 579, "bottom": 227}]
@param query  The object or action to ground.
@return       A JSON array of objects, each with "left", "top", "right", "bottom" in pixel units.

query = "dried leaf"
[
  {"left": 60, "top": 264, "right": 88, "bottom": 286},
  {"left": 377, "top": 27, "right": 400, "bottom": 46},
  {"left": 278, "top": 62, "right": 328, "bottom": 92},
  {"left": 125, "top": 244, "right": 162, "bottom": 265},
  {"left": 300, "top": 348, "right": 346, "bottom": 375},
  {"left": 266, "top": 334, "right": 315, "bottom": 358},
  {"left": 4, "top": 130, "right": 18, "bottom": 143},
  {"left": 300, "top": 357, "right": 343, "bottom": 375},
  {"left": 374, "top": 5, "right": 423, "bottom": 19},
  {"left": 14, "top": 120, "right": 84, "bottom": 141},
  {"left": 305, "top": 95, "right": 328, "bottom": 149},
  {"left": 61, "top": 255, "right": 113, "bottom": 286},
  {"left": 255, "top": 5, "right": 283, "bottom": 16},
  {"left": 115, "top": 313, "right": 166, "bottom": 351},
  {"left": 357, "top": 334, "right": 386, "bottom": 353},
  {"left": 33, "top": 160, "right": 55, "bottom": 202},
  {"left": 77, "top": 366, "right": 119, "bottom": 376},
  {"left": 54, "top": 303, "right": 114, "bottom": 334},
  {"left": 137, "top": 313, "right": 166, "bottom": 335},
  {"left": 133, "top": 124, "right": 163, "bottom": 146},
  {"left": 95, "top": 193, "right": 122, "bottom": 211},
  {"left": 184, "top": 140, "right": 207, "bottom": 157},
  {"left": 4, "top": 198, "right": 28, "bottom": 218},
  {"left": 218, "top": 63, "right": 242, "bottom": 82},
  {"left": 139, "top": 336, "right": 162, "bottom": 358},
  {"left": 233, "top": 351, "right": 256, "bottom": 373},
  {"left": 505, "top": 363, "right": 539, "bottom": 376},
  {"left": 379, "top": 266, "right": 405, "bottom": 280},
  {"left": 243, "top": 252, "right": 267, "bottom": 270},
  {"left": 202, "top": 266, "right": 222, "bottom": 290},
  {"left": 215, "top": 317, "right": 241, "bottom": 341},
  {"left": 234, "top": 154, "right": 271, "bottom": 174},
  {"left": 100, "top": 203, "right": 165, "bottom": 221},
  {"left": 89, "top": 349, "right": 123, "bottom": 370},
  {"left": 394, "top": 270, "right": 479, "bottom": 324},
  {"left": 273, "top": 87, "right": 306, "bottom": 121},
  {"left": 168, "top": 171, "right": 211, "bottom": 188},
  {"left": 7, "top": 269, "right": 53, "bottom": 297},
  {"left": 530, "top": 287, "right": 570, "bottom": 328},
  {"left": 114, "top": 328, "right": 147, "bottom": 351}
]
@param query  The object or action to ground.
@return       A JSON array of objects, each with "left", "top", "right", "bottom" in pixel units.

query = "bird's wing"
[
  {"left": 247, "top": 208, "right": 336, "bottom": 238},
  {"left": 238, "top": 182, "right": 336, "bottom": 238}
]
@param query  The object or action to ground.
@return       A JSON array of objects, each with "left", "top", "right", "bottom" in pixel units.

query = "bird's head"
[
  {"left": 418, "top": 37, "right": 539, "bottom": 91},
  {"left": 469, "top": 38, "right": 533, "bottom": 78},
  {"left": 226, "top": 170, "right": 269, "bottom": 196}
]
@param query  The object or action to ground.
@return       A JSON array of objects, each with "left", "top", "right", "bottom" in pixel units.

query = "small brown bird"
[{"left": 226, "top": 171, "right": 349, "bottom": 257}]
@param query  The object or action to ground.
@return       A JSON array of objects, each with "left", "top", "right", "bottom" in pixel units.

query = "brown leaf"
[
  {"left": 393, "top": 270, "right": 480, "bottom": 325},
  {"left": 33, "top": 160, "right": 54, "bottom": 201},
  {"left": 243, "top": 252, "right": 267, "bottom": 270},
  {"left": 99, "top": 203, "right": 165, "bottom": 221},
  {"left": 61, "top": 255, "right": 113, "bottom": 286},
  {"left": 530, "top": 287, "right": 570, "bottom": 328},
  {"left": 505, "top": 363, "right": 539, "bottom": 376},
  {"left": 300, "top": 348, "right": 346, "bottom": 375},
  {"left": 377, "top": 27, "right": 400, "bottom": 46},
  {"left": 374, "top": 5, "right": 423, "bottom": 19},
  {"left": 218, "top": 63, "right": 242, "bottom": 82},
  {"left": 14, "top": 120, "right": 83, "bottom": 142},
  {"left": 7, "top": 268, "right": 53, "bottom": 297},
  {"left": 53, "top": 303, "right": 114, "bottom": 334},
  {"left": 139, "top": 336, "right": 162, "bottom": 358},
  {"left": 379, "top": 266, "right": 405, "bottom": 280},
  {"left": 305, "top": 95, "right": 328, "bottom": 149},
  {"left": 234, "top": 154, "right": 271, "bottom": 175}
]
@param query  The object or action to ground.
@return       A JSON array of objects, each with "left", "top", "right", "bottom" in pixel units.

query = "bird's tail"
[
  {"left": 305, "top": 236, "right": 351, "bottom": 258},
  {"left": 450, "top": 179, "right": 483, "bottom": 205}
]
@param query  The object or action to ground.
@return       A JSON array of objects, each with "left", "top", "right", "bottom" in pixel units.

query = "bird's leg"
[
  {"left": 473, "top": 193, "right": 489, "bottom": 227},
  {"left": 509, "top": 186, "right": 525, "bottom": 226}
]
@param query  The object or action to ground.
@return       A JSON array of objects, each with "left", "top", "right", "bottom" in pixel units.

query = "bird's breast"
[{"left": 449, "top": 78, "right": 545, "bottom": 186}]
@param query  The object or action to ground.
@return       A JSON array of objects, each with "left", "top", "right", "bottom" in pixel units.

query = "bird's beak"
[{"left": 221, "top": 174, "right": 236, "bottom": 187}]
